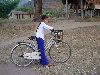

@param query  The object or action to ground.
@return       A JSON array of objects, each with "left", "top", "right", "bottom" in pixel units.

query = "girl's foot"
[{"left": 47, "top": 64, "right": 52, "bottom": 67}]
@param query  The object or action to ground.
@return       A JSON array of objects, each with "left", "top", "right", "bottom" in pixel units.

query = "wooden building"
[
  {"left": 10, "top": 10, "right": 34, "bottom": 19},
  {"left": 62, "top": 0, "right": 100, "bottom": 8},
  {"left": 62, "top": 0, "right": 100, "bottom": 19}
]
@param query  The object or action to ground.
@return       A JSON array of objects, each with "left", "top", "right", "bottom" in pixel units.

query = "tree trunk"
[{"left": 33, "top": 0, "right": 42, "bottom": 22}]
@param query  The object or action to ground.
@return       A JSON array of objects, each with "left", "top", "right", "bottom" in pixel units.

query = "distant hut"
[
  {"left": 10, "top": 10, "right": 34, "bottom": 19},
  {"left": 86, "top": 0, "right": 100, "bottom": 17},
  {"left": 62, "top": 0, "right": 100, "bottom": 19}
]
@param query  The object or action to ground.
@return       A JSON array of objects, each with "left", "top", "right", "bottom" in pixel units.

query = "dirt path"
[
  {"left": 0, "top": 20, "right": 100, "bottom": 47},
  {"left": 0, "top": 20, "right": 100, "bottom": 75}
]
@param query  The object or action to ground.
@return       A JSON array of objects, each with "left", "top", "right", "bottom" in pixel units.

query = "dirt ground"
[
  {"left": 0, "top": 20, "right": 100, "bottom": 46},
  {"left": 0, "top": 20, "right": 100, "bottom": 75}
]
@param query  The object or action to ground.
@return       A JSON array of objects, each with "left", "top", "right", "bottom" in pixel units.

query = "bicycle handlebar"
[
  {"left": 50, "top": 29, "right": 63, "bottom": 36},
  {"left": 51, "top": 30, "right": 63, "bottom": 33}
]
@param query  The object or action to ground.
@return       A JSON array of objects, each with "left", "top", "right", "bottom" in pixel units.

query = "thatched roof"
[{"left": 86, "top": 0, "right": 100, "bottom": 4}]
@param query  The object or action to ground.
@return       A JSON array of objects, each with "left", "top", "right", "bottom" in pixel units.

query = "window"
[
  {"left": 17, "top": 14, "right": 18, "bottom": 19},
  {"left": 19, "top": 14, "right": 20, "bottom": 19},
  {"left": 30, "top": 14, "right": 31, "bottom": 18},
  {"left": 22, "top": 14, "right": 24, "bottom": 19}
]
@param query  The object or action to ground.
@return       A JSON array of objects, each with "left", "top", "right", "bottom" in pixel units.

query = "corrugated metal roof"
[{"left": 11, "top": 10, "right": 29, "bottom": 14}]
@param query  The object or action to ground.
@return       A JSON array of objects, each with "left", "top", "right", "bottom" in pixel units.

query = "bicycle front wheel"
[
  {"left": 49, "top": 41, "right": 71, "bottom": 63},
  {"left": 11, "top": 42, "right": 34, "bottom": 67}
]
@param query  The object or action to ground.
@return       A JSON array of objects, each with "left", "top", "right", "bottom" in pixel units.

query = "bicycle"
[{"left": 11, "top": 30, "right": 71, "bottom": 67}]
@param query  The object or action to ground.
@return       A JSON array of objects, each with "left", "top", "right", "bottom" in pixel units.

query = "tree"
[
  {"left": 0, "top": 0, "right": 20, "bottom": 18},
  {"left": 33, "top": 0, "right": 42, "bottom": 21}
]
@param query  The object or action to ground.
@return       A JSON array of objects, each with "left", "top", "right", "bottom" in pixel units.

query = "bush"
[{"left": 15, "top": 6, "right": 34, "bottom": 14}]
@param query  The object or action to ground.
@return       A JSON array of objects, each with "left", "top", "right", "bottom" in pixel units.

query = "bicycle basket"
[{"left": 54, "top": 30, "right": 63, "bottom": 41}]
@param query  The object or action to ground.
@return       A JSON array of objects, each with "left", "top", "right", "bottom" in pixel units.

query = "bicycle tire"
[
  {"left": 11, "top": 42, "right": 34, "bottom": 67},
  {"left": 49, "top": 41, "right": 71, "bottom": 63}
]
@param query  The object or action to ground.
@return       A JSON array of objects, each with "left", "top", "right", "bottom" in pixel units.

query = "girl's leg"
[{"left": 36, "top": 38, "right": 49, "bottom": 66}]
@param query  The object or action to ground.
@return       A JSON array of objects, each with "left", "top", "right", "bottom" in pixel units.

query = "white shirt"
[{"left": 36, "top": 22, "right": 53, "bottom": 40}]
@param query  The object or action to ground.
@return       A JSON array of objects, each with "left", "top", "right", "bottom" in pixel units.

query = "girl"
[{"left": 36, "top": 15, "right": 54, "bottom": 67}]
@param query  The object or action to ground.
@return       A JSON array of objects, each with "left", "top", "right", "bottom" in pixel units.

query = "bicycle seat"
[{"left": 28, "top": 36, "right": 36, "bottom": 40}]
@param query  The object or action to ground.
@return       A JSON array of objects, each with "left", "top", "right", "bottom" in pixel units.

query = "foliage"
[
  {"left": 42, "top": 11, "right": 55, "bottom": 17},
  {"left": 46, "top": 11, "right": 55, "bottom": 16},
  {"left": 42, "top": 10, "right": 66, "bottom": 18},
  {"left": 54, "top": 12, "right": 66, "bottom": 18},
  {"left": 0, "top": 0, "right": 20, "bottom": 18},
  {"left": 15, "top": 6, "right": 34, "bottom": 14}
]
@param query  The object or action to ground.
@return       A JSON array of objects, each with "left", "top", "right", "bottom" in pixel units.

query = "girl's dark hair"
[{"left": 41, "top": 15, "right": 48, "bottom": 20}]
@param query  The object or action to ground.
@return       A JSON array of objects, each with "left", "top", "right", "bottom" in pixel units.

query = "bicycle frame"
[
  {"left": 31, "top": 34, "right": 56, "bottom": 51},
  {"left": 22, "top": 35, "right": 56, "bottom": 59},
  {"left": 45, "top": 35, "right": 56, "bottom": 51}
]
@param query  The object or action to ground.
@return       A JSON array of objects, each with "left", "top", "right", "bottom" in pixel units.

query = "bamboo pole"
[
  {"left": 81, "top": 0, "right": 84, "bottom": 19},
  {"left": 90, "top": 10, "right": 92, "bottom": 18},
  {"left": 66, "top": 0, "right": 68, "bottom": 19}
]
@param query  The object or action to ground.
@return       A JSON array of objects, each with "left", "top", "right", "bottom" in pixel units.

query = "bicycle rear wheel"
[
  {"left": 49, "top": 41, "right": 71, "bottom": 63},
  {"left": 11, "top": 42, "right": 34, "bottom": 67}
]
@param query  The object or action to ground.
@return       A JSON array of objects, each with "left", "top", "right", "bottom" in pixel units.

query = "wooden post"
[
  {"left": 66, "top": 0, "right": 68, "bottom": 19},
  {"left": 90, "top": 10, "right": 92, "bottom": 18},
  {"left": 76, "top": 3, "right": 78, "bottom": 18},
  {"left": 81, "top": 0, "right": 83, "bottom": 19},
  {"left": 34, "top": 0, "right": 37, "bottom": 13}
]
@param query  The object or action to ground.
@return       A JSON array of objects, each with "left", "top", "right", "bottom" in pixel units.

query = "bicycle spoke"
[
  {"left": 11, "top": 43, "right": 34, "bottom": 67},
  {"left": 49, "top": 42, "right": 71, "bottom": 63}
]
